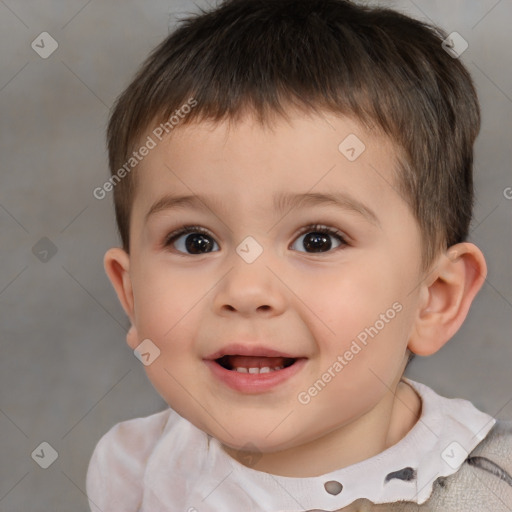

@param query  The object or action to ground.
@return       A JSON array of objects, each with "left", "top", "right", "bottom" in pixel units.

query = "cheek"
[
  {"left": 132, "top": 264, "right": 204, "bottom": 341},
  {"left": 297, "top": 262, "right": 395, "bottom": 337},
  {"left": 132, "top": 267, "right": 206, "bottom": 412},
  {"left": 143, "top": 360, "right": 202, "bottom": 426},
  {"left": 300, "top": 257, "right": 415, "bottom": 368}
]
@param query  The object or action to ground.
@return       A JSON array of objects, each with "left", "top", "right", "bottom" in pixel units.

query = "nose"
[{"left": 212, "top": 252, "right": 287, "bottom": 317}]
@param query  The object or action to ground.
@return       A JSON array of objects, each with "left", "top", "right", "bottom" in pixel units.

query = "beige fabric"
[{"left": 309, "top": 420, "right": 512, "bottom": 511}]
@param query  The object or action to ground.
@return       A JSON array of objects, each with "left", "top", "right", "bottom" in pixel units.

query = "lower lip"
[{"left": 204, "top": 358, "right": 307, "bottom": 393}]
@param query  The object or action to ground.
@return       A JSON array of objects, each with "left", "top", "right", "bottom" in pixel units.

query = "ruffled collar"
[{"left": 197, "top": 378, "right": 496, "bottom": 510}]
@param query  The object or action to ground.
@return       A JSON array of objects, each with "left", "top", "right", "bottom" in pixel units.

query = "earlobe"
[
  {"left": 104, "top": 247, "right": 135, "bottom": 323},
  {"left": 408, "top": 243, "right": 487, "bottom": 356},
  {"left": 126, "top": 325, "right": 140, "bottom": 350}
]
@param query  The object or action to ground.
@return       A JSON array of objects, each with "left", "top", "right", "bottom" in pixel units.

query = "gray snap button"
[{"left": 324, "top": 480, "right": 343, "bottom": 495}]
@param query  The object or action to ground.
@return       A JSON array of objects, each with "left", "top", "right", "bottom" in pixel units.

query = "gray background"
[{"left": 0, "top": 0, "right": 511, "bottom": 510}]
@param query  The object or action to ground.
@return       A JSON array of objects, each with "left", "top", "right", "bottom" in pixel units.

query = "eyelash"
[
  {"left": 163, "top": 224, "right": 349, "bottom": 253},
  {"left": 294, "top": 224, "right": 348, "bottom": 248},
  {"left": 163, "top": 225, "right": 213, "bottom": 247}
]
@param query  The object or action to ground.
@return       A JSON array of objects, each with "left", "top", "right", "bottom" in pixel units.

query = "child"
[{"left": 87, "top": 0, "right": 512, "bottom": 510}]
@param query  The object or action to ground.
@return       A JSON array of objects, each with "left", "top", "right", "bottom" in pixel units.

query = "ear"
[
  {"left": 408, "top": 242, "right": 487, "bottom": 356},
  {"left": 104, "top": 247, "right": 139, "bottom": 349}
]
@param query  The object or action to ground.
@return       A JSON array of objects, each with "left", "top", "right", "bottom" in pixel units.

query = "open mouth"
[
  {"left": 215, "top": 355, "right": 297, "bottom": 374},
  {"left": 205, "top": 348, "right": 307, "bottom": 392}
]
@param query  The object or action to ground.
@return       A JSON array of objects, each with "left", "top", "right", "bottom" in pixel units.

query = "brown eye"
[
  {"left": 291, "top": 225, "right": 347, "bottom": 253},
  {"left": 165, "top": 226, "right": 219, "bottom": 254}
]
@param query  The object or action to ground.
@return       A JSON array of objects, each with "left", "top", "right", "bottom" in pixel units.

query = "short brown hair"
[{"left": 106, "top": 0, "right": 480, "bottom": 268}]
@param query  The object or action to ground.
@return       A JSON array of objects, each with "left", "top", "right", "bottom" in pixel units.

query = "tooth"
[{"left": 234, "top": 366, "right": 282, "bottom": 374}]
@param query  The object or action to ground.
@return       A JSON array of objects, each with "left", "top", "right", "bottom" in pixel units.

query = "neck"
[{"left": 222, "top": 379, "right": 422, "bottom": 477}]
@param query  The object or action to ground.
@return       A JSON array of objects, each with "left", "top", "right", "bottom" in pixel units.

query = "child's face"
[{"left": 112, "top": 109, "right": 428, "bottom": 458}]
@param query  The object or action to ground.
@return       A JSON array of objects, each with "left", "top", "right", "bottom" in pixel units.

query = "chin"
[{"left": 218, "top": 427, "right": 307, "bottom": 455}]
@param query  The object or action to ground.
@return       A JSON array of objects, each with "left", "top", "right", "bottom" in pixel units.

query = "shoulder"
[
  {"left": 465, "top": 419, "right": 512, "bottom": 486},
  {"left": 332, "top": 421, "right": 512, "bottom": 511},
  {"left": 86, "top": 408, "right": 177, "bottom": 511},
  {"left": 427, "top": 419, "right": 512, "bottom": 511},
  {"left": 470, "top": 418, "right": 512, "bottom": 457}
]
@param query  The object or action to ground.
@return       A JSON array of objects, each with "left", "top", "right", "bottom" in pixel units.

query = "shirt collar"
[{"left": 200, "top": 378, "right": 496, "bottom": 510}]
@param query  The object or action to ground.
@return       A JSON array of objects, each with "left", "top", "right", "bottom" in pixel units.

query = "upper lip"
[{"left": 205, "top": 343, "right": 302, "bottom": 360}]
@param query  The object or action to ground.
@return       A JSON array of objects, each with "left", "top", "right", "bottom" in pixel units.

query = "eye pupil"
[
  {"left": 185, "top": 234, "right": 214, "bottom": 254},
  {"left": 303, "top": 232, "right": 332, "bottom": 252}
]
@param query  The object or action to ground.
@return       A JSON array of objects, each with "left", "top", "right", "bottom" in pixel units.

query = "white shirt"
[{"left": 86, "top": 378, "right": 496, "bottom": 511}]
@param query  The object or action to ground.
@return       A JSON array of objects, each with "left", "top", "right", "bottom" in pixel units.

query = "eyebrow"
[
  {"left": 146, "top": 191, "right": 380, "bottom": 226},
  {"left": 273, "top": 191, "right": 380, "bottom": 227}
]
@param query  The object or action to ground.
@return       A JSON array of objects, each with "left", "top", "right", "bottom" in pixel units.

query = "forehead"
[{"left": 130, "top": 110, "right": 408, "bottom": 231}]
